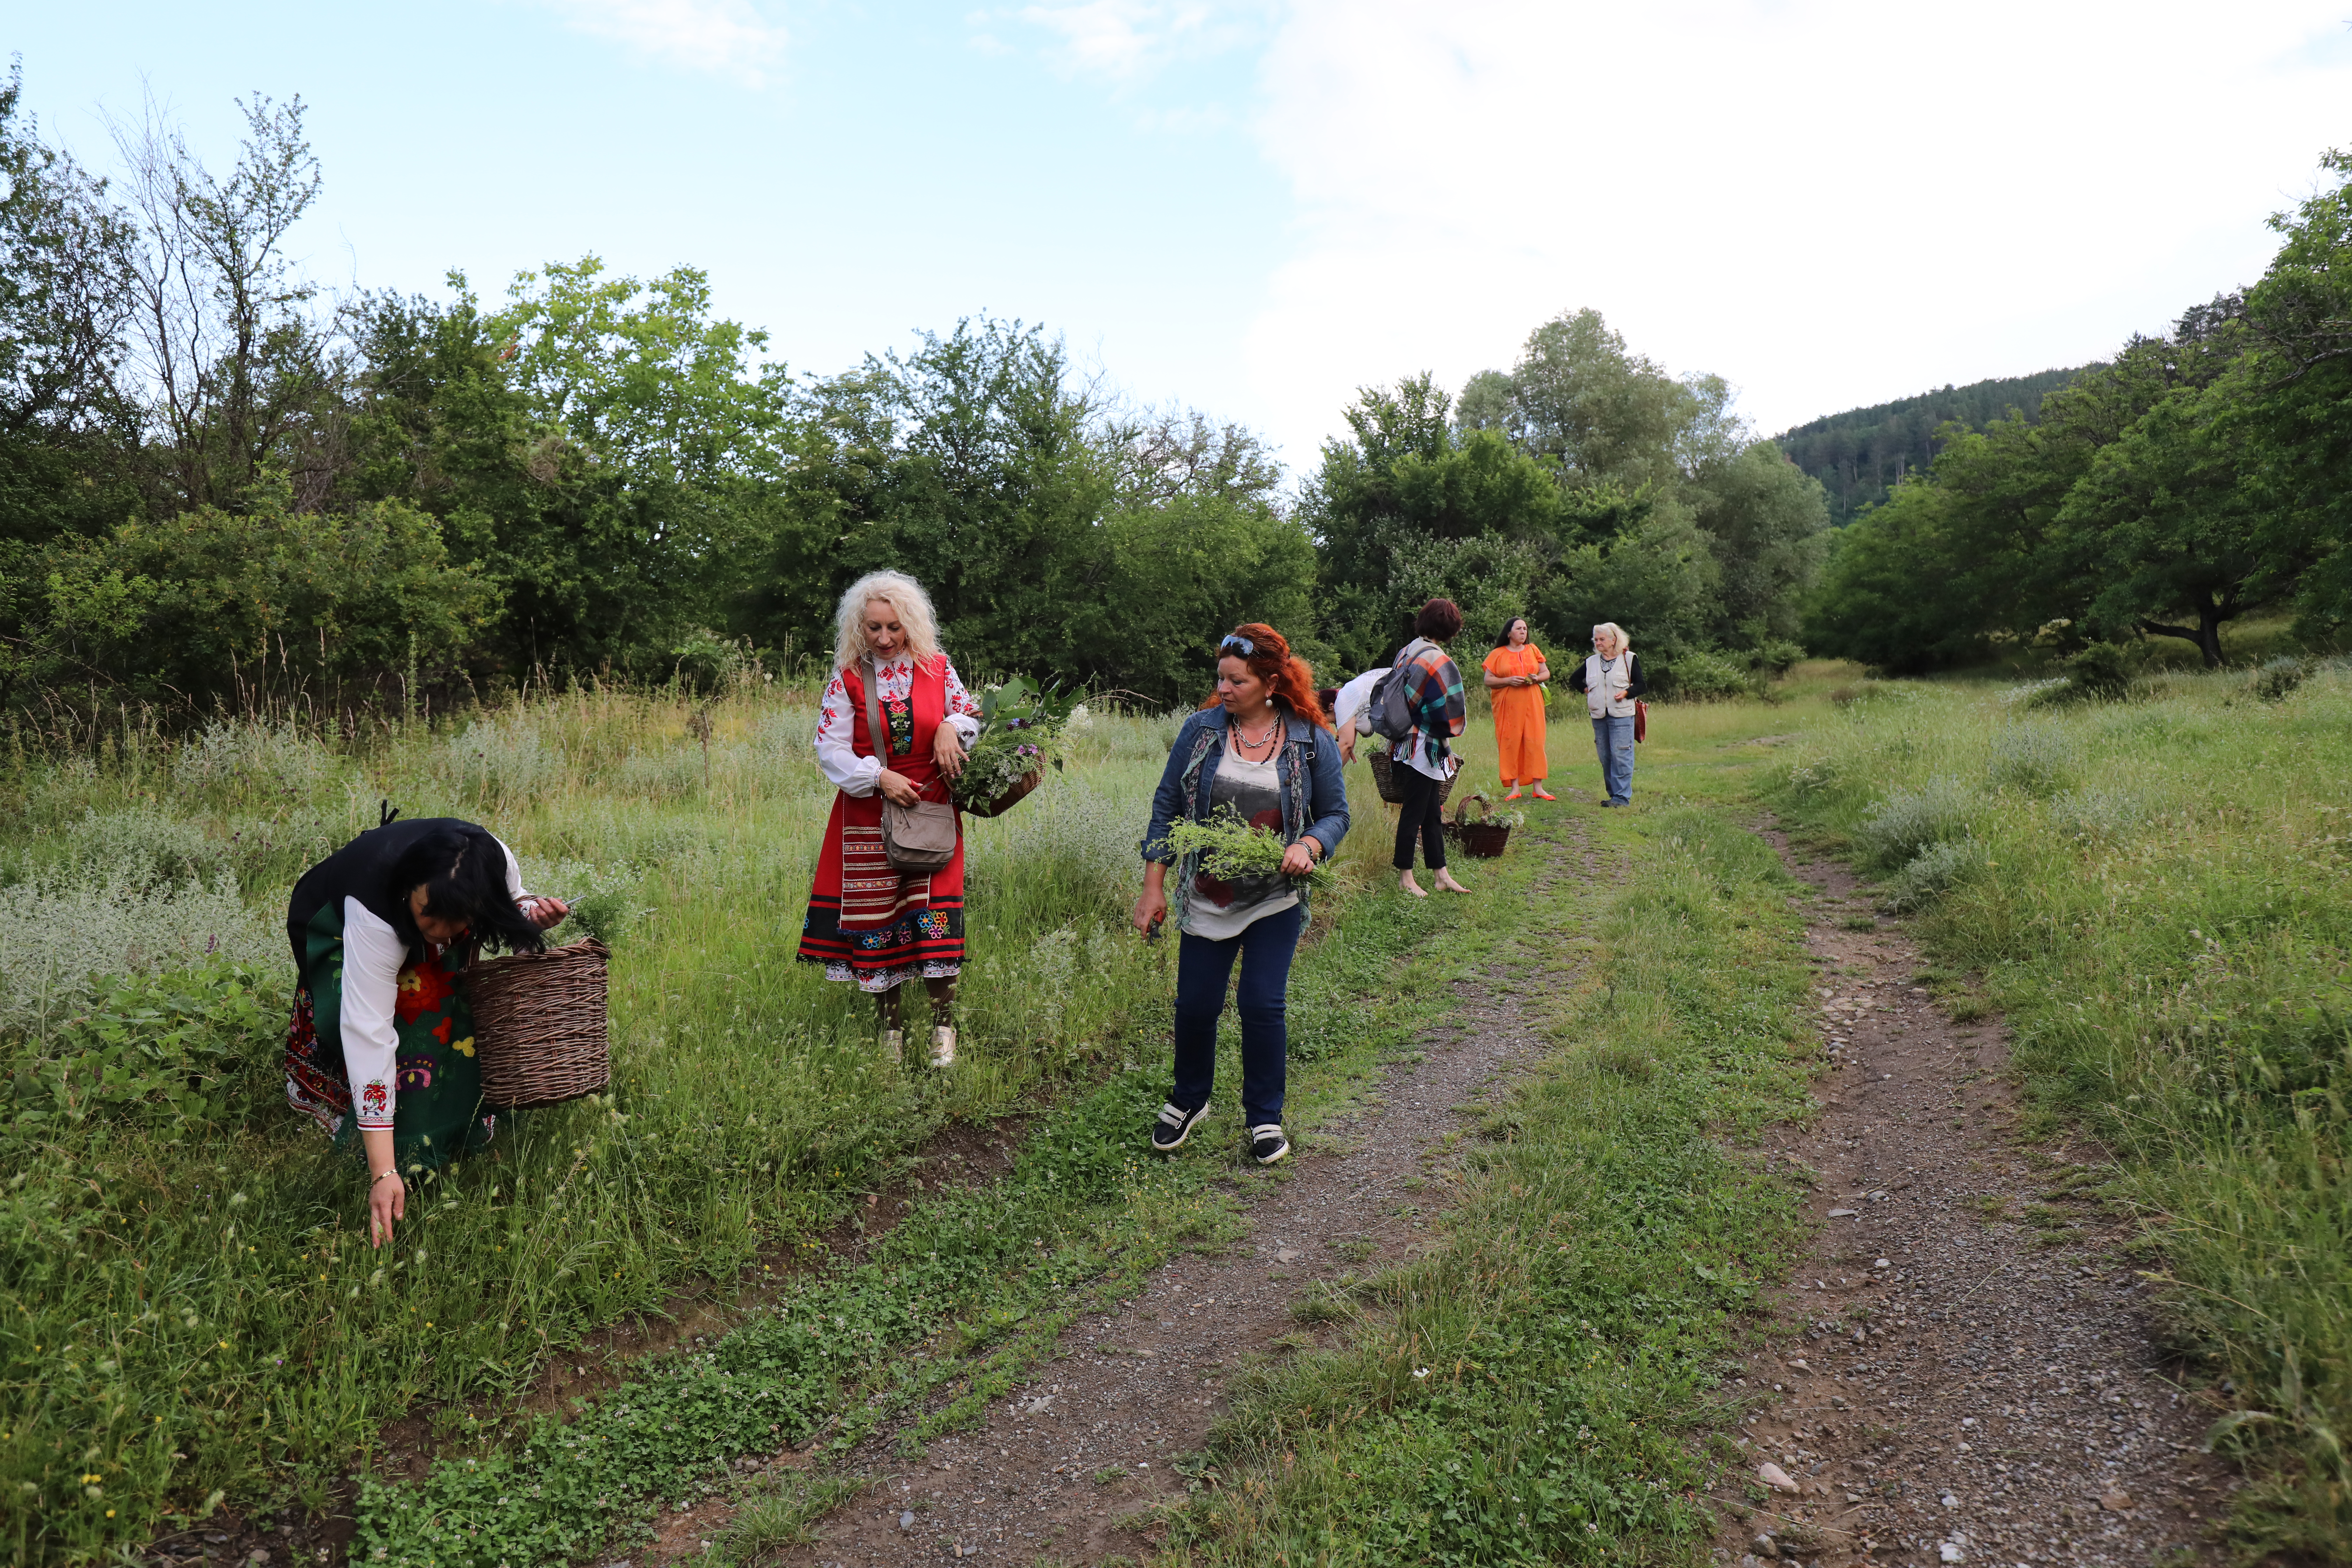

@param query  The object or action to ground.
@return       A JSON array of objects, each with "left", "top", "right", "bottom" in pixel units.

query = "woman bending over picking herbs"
[
  {"left": 1135, "top": 623, "right": 1349, "bottom": 1165},
  {"left": 284, "top": 818, "right": 570, "bottom": 1247}
]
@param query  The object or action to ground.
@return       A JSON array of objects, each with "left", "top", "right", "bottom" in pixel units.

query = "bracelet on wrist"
[{"left": 372, "top": 1170, "right": 404, "bottom": 1188}]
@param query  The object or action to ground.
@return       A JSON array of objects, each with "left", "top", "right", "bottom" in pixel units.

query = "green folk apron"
[{"left": 282, "top": 903, "right": 498, "bottom": 1170}]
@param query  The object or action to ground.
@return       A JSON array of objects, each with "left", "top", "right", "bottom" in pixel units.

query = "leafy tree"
[
  {"left": 0, "top": 62, "right": 141, "bottom": 566},
  {"left": 2054, "top": 373, "right": 2279, "bottom": 665},
  {"left": 348, "top": 259, "right": 796, "bottom": 676},
  {"left": 28, "top": 472, "right": 491, "bottom": 709},
  {"left": 2233, "top": 148, "right": 2352, "bottom": 638},
  {"left": 1801, "top": 479, "right": 1992, "bottom": 672},
  {"left": 108, "top": 92, "right": 337, "bottom": 512},
  {"left": 1686, "top": 440, "right": 1829, "bottom": 642}
]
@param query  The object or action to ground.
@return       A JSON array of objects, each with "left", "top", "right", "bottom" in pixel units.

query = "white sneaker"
[
  {"left": 881, "top": 1029, "right": 904, "bottom": 1064},
  {"left": 929, "top": 1025, "right": 957, "bottom": 1069}
]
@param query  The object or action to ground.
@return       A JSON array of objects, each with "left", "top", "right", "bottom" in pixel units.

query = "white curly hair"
[
  {"left": 1591, "top": 622, "right": 1631, "bottom": 655},
  {"left": 833, "top": 570, "right": 944, "bottom": 671}
]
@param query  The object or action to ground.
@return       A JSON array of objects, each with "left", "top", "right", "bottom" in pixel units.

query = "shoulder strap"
[{"left": 861, "top": 659, "right": 892, "bottom": 764}]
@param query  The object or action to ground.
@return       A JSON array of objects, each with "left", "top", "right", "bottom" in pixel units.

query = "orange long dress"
[{"left": 1482, "top": 643, "right": 1549, "bottom": 782}]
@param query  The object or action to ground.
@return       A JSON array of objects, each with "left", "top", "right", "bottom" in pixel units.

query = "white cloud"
[
  {"left": 1238, "top": 0, "right": 2352, "bottom": 459},
  {"left": 1012, "top": 1, "right": 1260, "bottom": 81},
  {"left": 538, "top": 0, "right": 787, "bottom": 86}
]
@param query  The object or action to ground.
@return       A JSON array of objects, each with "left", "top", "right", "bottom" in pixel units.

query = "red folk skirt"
[{"left": 795, "top": 659, "right": 967, "bottom": 991}]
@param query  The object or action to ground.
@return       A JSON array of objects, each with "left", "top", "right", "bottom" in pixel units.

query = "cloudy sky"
[{"left": 13, "top": 1, "right": 2352, "bottom": 472}]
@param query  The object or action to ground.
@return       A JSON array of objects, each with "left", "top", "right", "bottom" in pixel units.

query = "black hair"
[
  {"left": 387, "top": 825, "right": 544, "bottom": 957},
  {"left": 1493, "top": 614, "right": 1531, "bottom": 650}
]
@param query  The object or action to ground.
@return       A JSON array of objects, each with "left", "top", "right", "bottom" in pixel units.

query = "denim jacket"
[{"left": 1141, "top": 707, "right": 1350, "bottom": 921}]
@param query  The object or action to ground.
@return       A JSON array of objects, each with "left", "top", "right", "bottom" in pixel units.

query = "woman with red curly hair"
[{"left": 1136, "top": 624, "right": 1351, "bottom": 1165}]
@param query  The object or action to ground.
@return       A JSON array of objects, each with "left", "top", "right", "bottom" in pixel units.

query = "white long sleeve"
[
  {"left": 1332, "top": 667, "right": 1386, "bottom": 735},
  {"left": 812, "top": 659, "right": 982, "bottom": 796},
  {"left": 339, "top": 832, "right": 531, "bottom": 1131},
  {"left": 339, "top": 899, "right": 404, "bottom": 1130}
]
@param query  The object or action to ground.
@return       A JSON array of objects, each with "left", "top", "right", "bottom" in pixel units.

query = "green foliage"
[
  {"left": 3, "top": 960, "right": 281, "bottom": 1138},
  {"left": 1772, "top": 366, "right": 2088, "bottom": 525},
  {"left": 951, "top": 674, "right": 1080, "bottom": 809},
  {"left": 31, "top": 473, "right": 494, "bottom": 708},
  {"left": 1656, "top": 647, "right": 1758, "bottom": 702},
  {"left": 1161, "top": 816, "right": 1338, "bottom": 892}
]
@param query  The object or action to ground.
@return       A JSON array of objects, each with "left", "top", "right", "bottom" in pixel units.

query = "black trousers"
[{"left": 1392, "top": 764, "right": 1448, "bottom": 871}]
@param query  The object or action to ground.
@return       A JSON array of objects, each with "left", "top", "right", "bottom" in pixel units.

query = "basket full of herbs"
[{"left": 952, "top": 674, "right": 1080, "bottom": 818}]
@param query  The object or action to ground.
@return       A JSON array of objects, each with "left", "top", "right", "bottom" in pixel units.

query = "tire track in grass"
[
  {"left": 763, "top": 819, "right": 1605, "bottom": 1567},
  {"left": 1712, "top": 820, "right": 2231, "bottom": 1568},
  {"left": 1147, "top": 803, "right": 1827, "bottom": 1567},
  {"left": 342, "top": 840, "right": 1484, "bottom": 1568}
]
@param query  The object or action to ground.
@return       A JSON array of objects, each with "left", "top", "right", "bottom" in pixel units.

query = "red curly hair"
[{"left": 1199, "top": 623, "right": 1328, "bottom": 730}]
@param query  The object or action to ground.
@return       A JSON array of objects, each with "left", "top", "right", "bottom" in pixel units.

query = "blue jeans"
[
  {"left": 1171, "top": 902, "right": 1304, "bottom": 1128},
  {"left": 1591, "top": 715, "right": 1635, "bottom": 804}
]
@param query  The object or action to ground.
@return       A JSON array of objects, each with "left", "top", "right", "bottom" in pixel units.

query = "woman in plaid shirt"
[{"left": 1391, "top": 598, "right": 1470, "bottom": 897}]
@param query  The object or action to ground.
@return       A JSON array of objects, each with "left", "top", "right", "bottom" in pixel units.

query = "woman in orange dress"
[{"left": 1480, "top": 615, "right": 1553, "bottom": 800}]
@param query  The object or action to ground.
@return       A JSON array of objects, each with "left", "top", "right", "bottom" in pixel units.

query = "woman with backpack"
[
  {"left": 1387, "top": 598, "right": 1470, "bottom": 896},
  {"left": 1567, "top": 621, "right": 1646, "bottom": 807},
  {"left": 1135, "top": 623, "right": 1349, "bottom": 1166}
]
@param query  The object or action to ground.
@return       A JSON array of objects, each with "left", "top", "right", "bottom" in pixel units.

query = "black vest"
[{"left": 284, "top": 817, "right": 499, "bottom": 967}]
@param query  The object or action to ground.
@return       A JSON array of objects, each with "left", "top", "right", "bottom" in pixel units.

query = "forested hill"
[{"left": 1774, "top": 366, "right": 2092, "bottom": 525}]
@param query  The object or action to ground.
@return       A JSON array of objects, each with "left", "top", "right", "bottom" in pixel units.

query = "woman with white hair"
[
  {"left": 795, "top": 570, "right": 983, "bottom": 1066},
  {"left": 1566, "top": 622, "right": 1646, "bottom": 807}
]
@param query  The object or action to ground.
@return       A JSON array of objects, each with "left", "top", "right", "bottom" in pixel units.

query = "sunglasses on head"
[{"left": 1219, "top": 634, "right": 1256, "bottom": 657}]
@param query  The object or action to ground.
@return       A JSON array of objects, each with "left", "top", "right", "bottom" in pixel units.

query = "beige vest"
[{"left": 1584, "top": 652, "right": 1636, "bottom": 719}]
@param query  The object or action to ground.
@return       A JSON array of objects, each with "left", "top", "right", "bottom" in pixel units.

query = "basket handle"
[{"left": 1450, "top": 791, "right": 1490, "bottom": 826}]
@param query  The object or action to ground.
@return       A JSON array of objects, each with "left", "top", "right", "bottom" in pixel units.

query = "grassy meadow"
[
  {"left": 7, "top": 645, "right": 2349, "bottom": 1564},
  {"left": 0, "top": 677, "right": 1402, "bottom": 1564}
]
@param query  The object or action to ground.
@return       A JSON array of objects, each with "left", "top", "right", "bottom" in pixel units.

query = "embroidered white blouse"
[
  {"left": 342, "top": 837, "right": 532, "bottom": 1130},
  {"left": 812, "top": 657, "right": 983, "bottom": 796}
]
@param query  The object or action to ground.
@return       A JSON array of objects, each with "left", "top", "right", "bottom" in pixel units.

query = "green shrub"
[
  {"left": 2250, "top": 656, "right": 2306, "bottom": 702},
  {"left": 1663, "top": 648, "right": 1756, "bottom": 702},
  {"left": 1986, "top": 723, "right": 2077, "bottom": 797},
  {"left": 1, "top": 959, "right": 284, "bottom": 1141},
  {"left": 1853, "top": 777, "right": 1975, "bottom": 869},
  {"left": 1878, "top": 839, "right": 1987, "bottom": 913}
]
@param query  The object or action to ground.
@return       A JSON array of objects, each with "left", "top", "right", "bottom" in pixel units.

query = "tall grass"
[
  {"left": 0, "top": 679, "right": 1395, "bottom": 1565},
  {"left": 1775, "top": 662, "right": 2352, "bottom": 1556}
]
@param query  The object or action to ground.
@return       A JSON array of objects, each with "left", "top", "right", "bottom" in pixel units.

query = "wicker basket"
[
  {"left": 1447, "top": 793, "right": 1513, "bottom": 858},
  {"left": 1368, "top": 748, "right": 1456, "bottom": 810},
  {"left": 467, "top": 939, "right": 611, "bottom": 1109},
  {"left": 959, "top": 769, "right": 1042, "bottom": 820}
]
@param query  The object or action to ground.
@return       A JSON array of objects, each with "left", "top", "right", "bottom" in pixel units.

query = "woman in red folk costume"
[{"left": 797, "top": 570, "right": 982, "bottom": 1067}]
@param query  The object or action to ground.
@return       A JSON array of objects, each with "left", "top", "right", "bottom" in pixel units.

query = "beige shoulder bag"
[{"left": 862, "top": 659, "right": 959, "bottom": 874}]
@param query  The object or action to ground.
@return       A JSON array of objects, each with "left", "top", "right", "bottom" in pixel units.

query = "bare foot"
[
  {"left": 1434, "top": 869, "right": 1470, "bottom": 894},
  {"left": 1399, "top": 872, "right": 1428, "bottom": 898}
]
